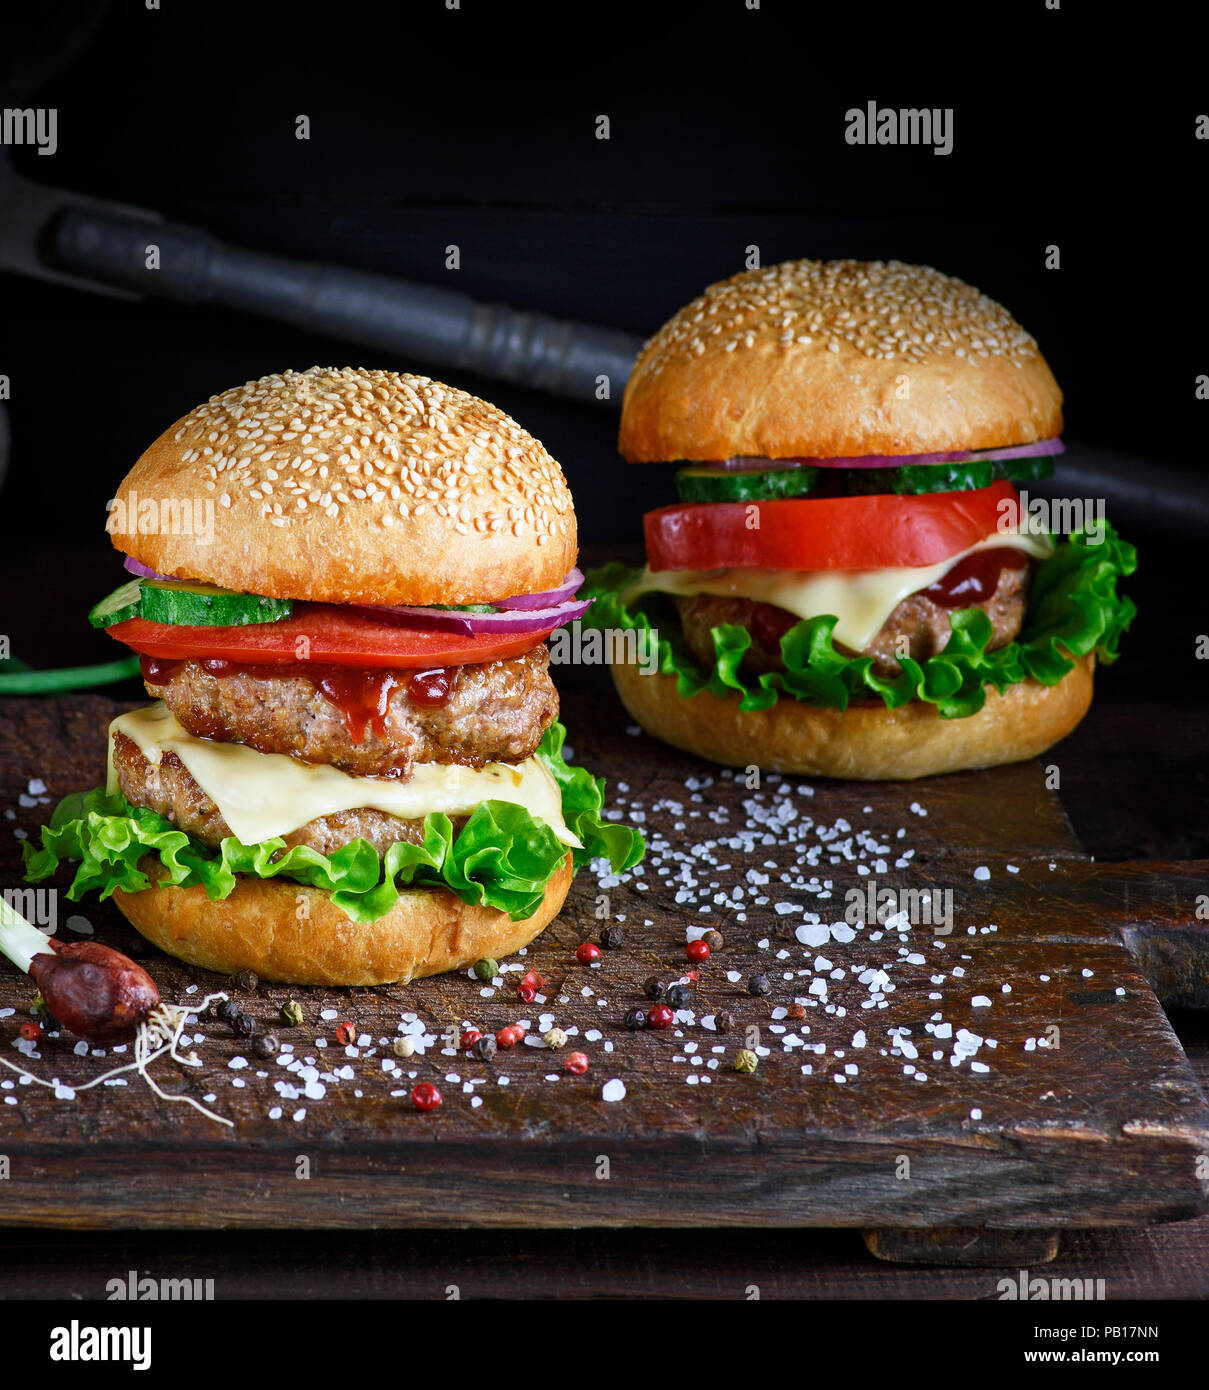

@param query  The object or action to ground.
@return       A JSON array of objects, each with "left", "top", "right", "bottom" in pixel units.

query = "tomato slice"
[
  {"left": 644, "top": 480, "right": 1019, "bottom": 572},
  {"left": 106, "top": 603, "right": 556, "bottom": 669}
]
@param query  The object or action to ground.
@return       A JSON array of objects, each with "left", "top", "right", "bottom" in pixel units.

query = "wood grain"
[{"left": 0, "top": 682, "right": 1206, "bottom": 1241}]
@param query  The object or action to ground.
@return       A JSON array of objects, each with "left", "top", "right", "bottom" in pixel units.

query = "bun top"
[
  {"left": 109, "top": 367, "right": 577, "bottom": 606},
  {"left": 619, "top": 259, "right": 1063, "bottom": 462}
]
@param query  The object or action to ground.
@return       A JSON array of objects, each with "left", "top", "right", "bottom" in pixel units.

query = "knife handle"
[{"left": 50, "top": 208, "right": 641, "bottom": 406}]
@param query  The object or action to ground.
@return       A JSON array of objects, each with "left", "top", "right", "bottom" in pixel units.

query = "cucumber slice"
[
  {"left": 138, "top": 580, "right": 293, "bottom": 627},
  {"left": 88, "top": 579, "right": 145, "bottom": 629},
  {"left": 835, "top": 454, "right": 1057, "bottom": 497},
  {"left": 675, "top": 465, "right": 820, "bottom": 504}
]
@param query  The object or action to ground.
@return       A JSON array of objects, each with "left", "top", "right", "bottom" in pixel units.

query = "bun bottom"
[
  {"left": 610, "top": 655, "right": 1094, "bottom": 780},
  {"left": 113, "top": 856, "right": 573, "bottom": 986}
]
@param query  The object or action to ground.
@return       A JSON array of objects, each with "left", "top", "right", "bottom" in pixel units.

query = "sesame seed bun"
[
  {"left": 608, "top": 655, "right": 1094, "bottom": 781},
  {"left": 113, "top": 855, "right": 574, "bottom": 987},
  {"left": 620, "top": 260, "right": 1063, "bottom": 462},
  {"left": 110, "top": 367, "right": 578, "bottom": 606}
]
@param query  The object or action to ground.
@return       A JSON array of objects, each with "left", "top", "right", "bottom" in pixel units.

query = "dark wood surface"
[{"left": 1, "top": 672, "right": 1206, "bottom": 1244}]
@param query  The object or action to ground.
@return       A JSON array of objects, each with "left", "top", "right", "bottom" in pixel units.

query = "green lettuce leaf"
[
  {"left": 22, "top": 723, "right": 643, "bottom": 925},
  {"left": 581, "top": 526, "right": 1136, "bottom": 719}
]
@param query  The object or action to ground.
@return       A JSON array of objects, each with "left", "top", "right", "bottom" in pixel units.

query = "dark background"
[{"left": 1, "top": 0, "right": 1205, "bottom": 548}]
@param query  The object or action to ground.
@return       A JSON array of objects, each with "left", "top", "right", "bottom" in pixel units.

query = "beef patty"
[
  {"left": 676, "top": 559, "right": 1030, "bottom": 678},
  {"left": 112, "top": 732, "right": 456, "bottom": 855},
  {"left": 144, "top": 645, "right": 558, "bottom": 778}
]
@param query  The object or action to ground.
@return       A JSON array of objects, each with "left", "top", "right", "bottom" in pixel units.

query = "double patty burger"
[
  {"left": 588, "top": 259, "right": 1136, "bottom": 779},
  {"left": 26, "top": 368, "right": 641, "bottom": 985}
]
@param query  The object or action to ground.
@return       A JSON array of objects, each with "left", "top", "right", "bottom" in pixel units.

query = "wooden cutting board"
[{"left": 1, "top": 677, "right": 1206, "bottom": 1266}]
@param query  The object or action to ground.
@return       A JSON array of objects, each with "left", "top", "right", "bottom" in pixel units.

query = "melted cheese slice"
[
  {"left": 625, "top": 531, "right": 1055, "bottom": 651},
  {"left": 108, "top": 702, "right": 580, "bottom": 849}
]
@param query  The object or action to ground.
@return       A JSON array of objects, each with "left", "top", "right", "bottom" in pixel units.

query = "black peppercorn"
[
  {"left": 666, "top": 983, "right": 692, "bottom": 1009},
  {"left": 624, "top": 1008, "right": 647, "bottom": 1031},
  {"left": 473, "top": 1035, "right": 498, "bottom": 1061},
  {"left": 703, "top": 929, "right": 725, "bottom": 953},
  {"left": 715, "top": 1010, "right": 735, "bottom": 1033},
  {"left": 643, "top": 976, "right": 667, "bottom": 1000},
  {"left": 216, "top": 999, "right": 240, "bottom": 1023},
  {"left": 234, "top": 1012, "right": 256, "bottom": 1037},
  {"left": 599, "top": 924, "right": 624, "bottom": 950},
  {"left": 253, "top": 1033, "right": 278, "bottom": 1058},
  {"left": 748, "top": 974, "right": 772, "bottom": 997},
  {"left": 232, "top": 968, "right": 259, "bottom": 992}
]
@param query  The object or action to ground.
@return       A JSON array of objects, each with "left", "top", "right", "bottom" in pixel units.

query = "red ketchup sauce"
[
  {"left": 138, "top": 656, "right": 454, "bottom": 743},
  {"left": 922, "top": 547, "right": 1028, "bottom": 608}
]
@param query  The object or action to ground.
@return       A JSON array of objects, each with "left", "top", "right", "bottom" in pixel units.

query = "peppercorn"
[
  {"left": 703, "top": 929, "right": 725, "bottom": 953},
  {"left": 787, "top": 1002, "right": 806, "bottom": 1020},
  {"left": 461, "top": 1028, "right": 482, "bottom": 1050},
  {"left": 393, "top": 1037, "right": 416, "bottom": 1058},
  {"left": 565, "top": 1051, "right": 589, "bottom": 1075},
  {"left": 686, "top": 939, "right": 710, "bottom": 963},
  {"left": 216, "top": 999, "right": 240, "bottom": 1024},
  {"left": 666, "top": 983, "right": 692, "bottom": 1009},
  {"left": 411, "top": 1082, "right": 442, "bottom": 1111},
  {"left": 521, "top": 969, "right": 545, "bottom": 990},
  {"left": 714, "top": 1010, "right": 736, "bottom": 1033},
  {"left": 543, "top": 1027, "right": 568, "bottom": 1049},
  {"left": 253, "top": 1033, "right": 279, "bottom": 1059},
  {"left": 496, "top": 1024, "right": 524, "bottom": 1048},
  {"left": 279, "top": 1000, "right": 304, "bottom": 1027},
  {"left": 234, "top": 1012, "right": 255, "bottom": 1037},
  {"left": 624, "top": 1008, "right": 647, "bottom": 1031},
  {"left": 643, "top": 976, "right": 667, "bottom": 1000},
  {"left": 748, "top": 974, "right": 772, "bottom": 997},
  {"left": 599, "top": 924, "right": 624, "bottom": 950},
  {"left": 576, "top": 942, "right": 601, "bottom": 965},
  {"left": 473, "top": 1035, "right": 498, "bottom": 1061},
  {"left": 734, "top": 1048, "right": 759, "bottom": 1074},
  {"left": 473, "top": 957, "right": 499, "bottom": 982},
  {"left": 232, "top": 968, "right": 258, "bottom": 992},
  {"left": 19, "top": 1021, "right": 41, "bottom": 1043},
  {"left": 335, "top": 1020, "right": 355, "bottom": 1046},
  {"left": 646, "top": 1003, "right": 674, "bottom": 1030},
  {"left": 516, "top": 983, "right": 537, "bottom": 1003}
]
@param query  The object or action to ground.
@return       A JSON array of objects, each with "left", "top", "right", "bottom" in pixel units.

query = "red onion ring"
[
  {"left": 496, "top": 566, "right": 585, "bottom": 610},
  {"left": 122, "top": 557, "right": 586, "bottom": 614},
  {"left": 705, "top": 439, "right": 1065, "bottom": 472},
  {"left": 347, "top": 596, "right": 591, "bottom": 636},
  {"left": 122, "top": 556, "right": 171, "bottom": 580}
]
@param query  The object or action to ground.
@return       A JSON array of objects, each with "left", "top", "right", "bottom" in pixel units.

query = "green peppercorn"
[
  {"left": 279, "top": 1000, "right": 304, "bottom": 1027},
  {"left": 474, "top": 957, "right": 499, "bottom": 982},
  {"left": 734, "top": 1049, "right": 758, "bottom": 1074}
]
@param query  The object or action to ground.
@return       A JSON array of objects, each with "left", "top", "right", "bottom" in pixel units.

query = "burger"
[
  {"left": 24, "top": 367, "right": 642, "bottom": 985},
  {"left": 585, "top": 259, "right": 1136, "bottom": 779}
]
